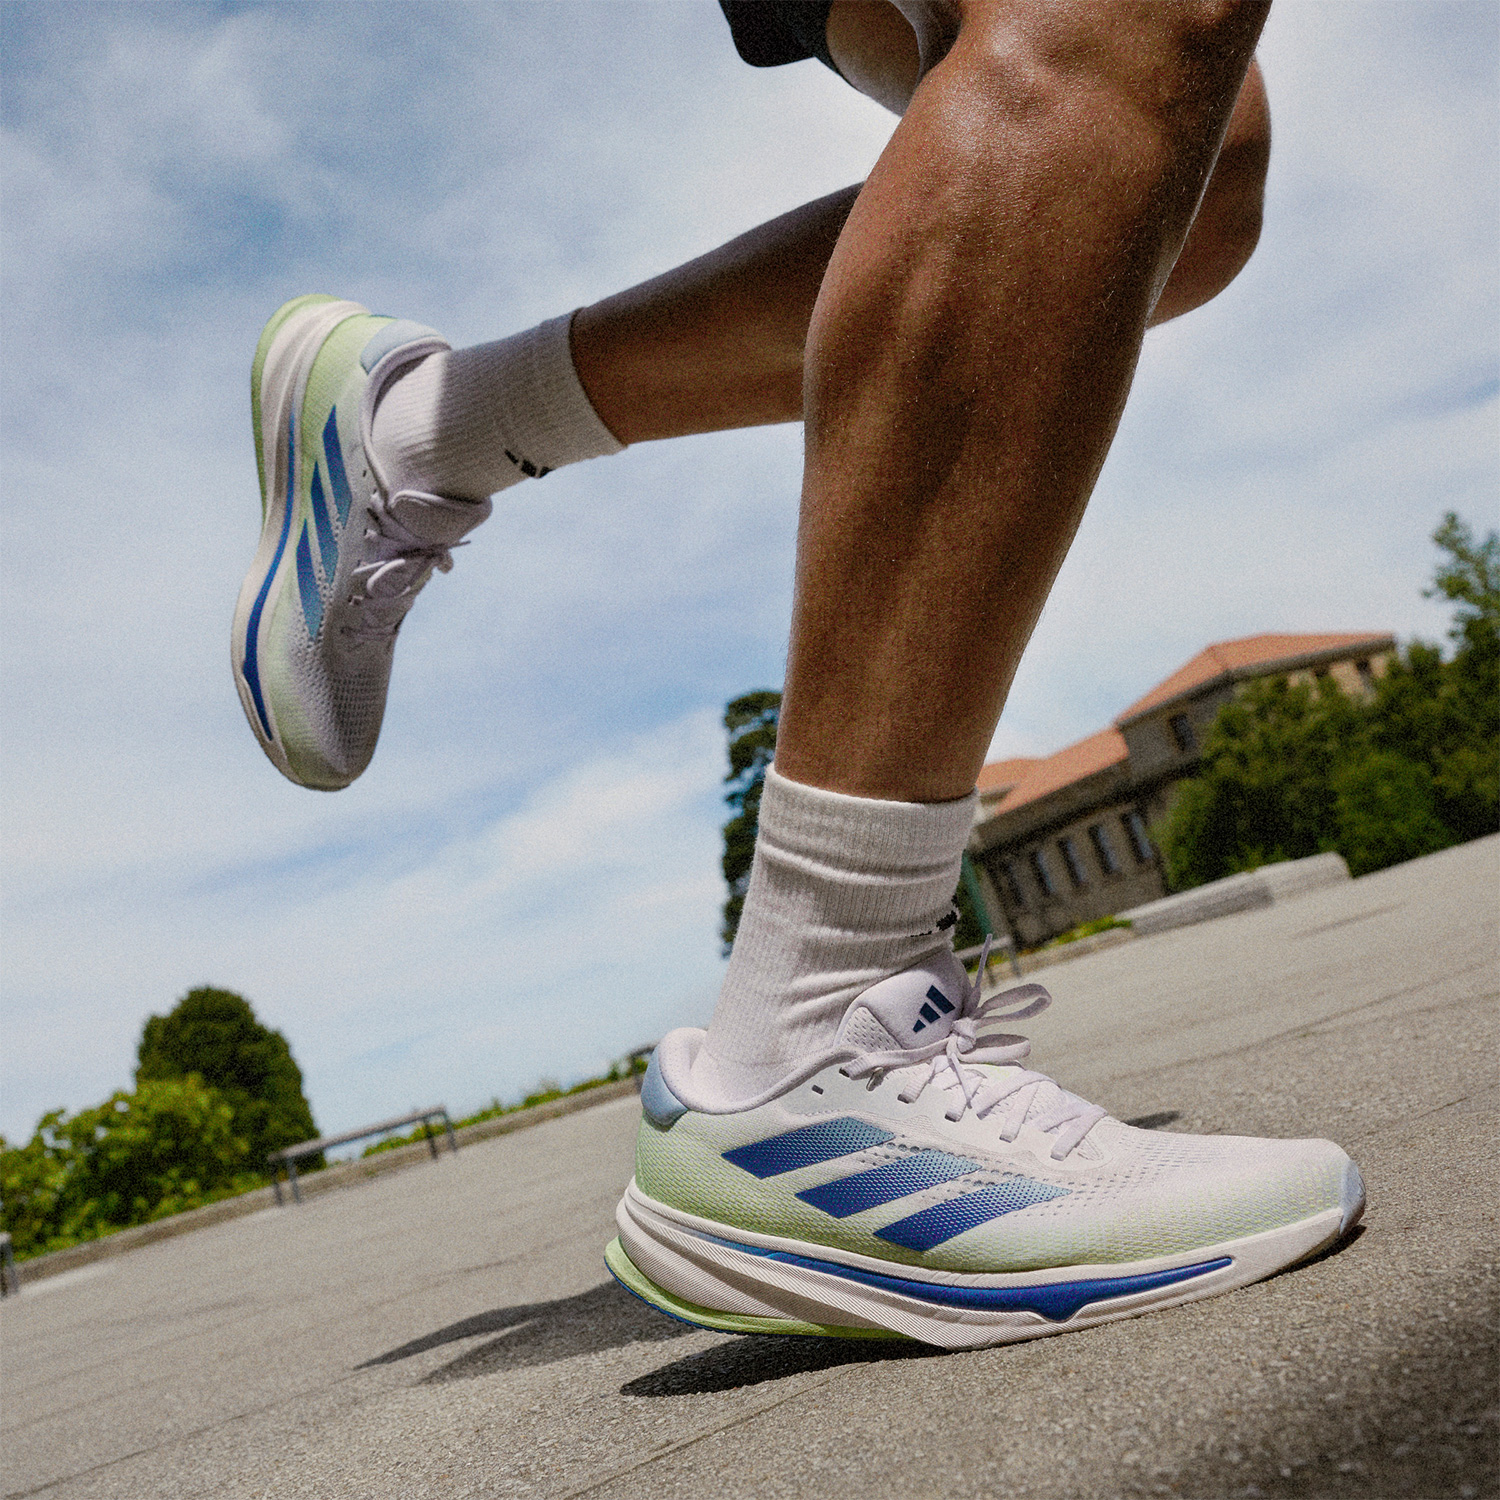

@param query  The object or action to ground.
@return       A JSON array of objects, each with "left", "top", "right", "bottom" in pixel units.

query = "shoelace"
[
  {"left": 841, "top": 939, "right": 1107, "bottom": 1161},
  {"left": 341, "top": 504, "right": 467, "bottom": 644}
]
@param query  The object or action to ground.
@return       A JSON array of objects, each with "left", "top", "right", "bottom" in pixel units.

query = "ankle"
[{"left": 369, "top": 313, "right": 624, "bottom": 502}]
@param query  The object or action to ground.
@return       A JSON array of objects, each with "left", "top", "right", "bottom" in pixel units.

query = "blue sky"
[{"left": 1, "top": 1, "right": 1495, "bottom": 1143}]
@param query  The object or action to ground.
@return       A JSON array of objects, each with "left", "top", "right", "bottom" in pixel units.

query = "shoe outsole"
[
  {"left": 605, "top": 1236, "right": 910, "bottom": 1341},
  {"left": 611, "top": 1177, "right": 1362, "bottom": 1351}
]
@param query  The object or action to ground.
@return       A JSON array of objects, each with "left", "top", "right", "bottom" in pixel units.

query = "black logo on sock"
[{"left": 505, "top": 448, "right": 553, "bottom": 479}]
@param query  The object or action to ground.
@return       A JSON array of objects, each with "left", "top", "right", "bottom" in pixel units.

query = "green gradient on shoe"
[
  {"left": 603, "top": 1236, "right": 909, "bottom": 1341},
  {"left": 250, "top": 294, "right": 342, "bottom": 516}
]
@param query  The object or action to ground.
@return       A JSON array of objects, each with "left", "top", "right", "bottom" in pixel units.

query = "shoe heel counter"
[{"left": 640, "top": 1050, "right": 687, "bottom": 1129}]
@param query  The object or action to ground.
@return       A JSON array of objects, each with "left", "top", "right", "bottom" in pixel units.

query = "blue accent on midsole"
[
  {"left": 797, "top": 1151, "right": 981, "bottom": 1219},
  {"left": 322, "top": 407, "right": 354, "bottom": 525},
  {"left": 875, "top": 1176, "right": 1072, "bottom": 1252},
  {"left": 309, "top": 464, "right": 337, "bottom": 576},
  {"left": 707, "top": 1234, "right": 1233, "bottom": 1323},
  {"left": 243, "top": 409, "right": 297, "bottom": 738},
  {"left": 296, "top": 522, "right": 323, "bottom": 639},
  {"left": 723, "top": 1118, "right": 895, "bottom": 1179}
]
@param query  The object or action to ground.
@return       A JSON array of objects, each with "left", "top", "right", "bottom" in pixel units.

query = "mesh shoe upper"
[{"left": 638, "top": 950, "right": 1357, "bottom": 1276}]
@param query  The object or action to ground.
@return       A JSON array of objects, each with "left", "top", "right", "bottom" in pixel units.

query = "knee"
[
  {"left": 937, "top": 0, "right": 1269, "bottom": 154},
  {"left": 1151, "top": 58, "right": 1270, "bottom": 320}
]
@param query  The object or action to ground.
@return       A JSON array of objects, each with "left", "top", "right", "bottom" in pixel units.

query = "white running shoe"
[
  {"left": 232, "top": 295, "right": 492, "bottom": 789},
  {"left": 608, "top": 948, "right": 1364, "bottom": 1349}
]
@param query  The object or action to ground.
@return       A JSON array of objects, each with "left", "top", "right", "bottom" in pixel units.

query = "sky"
[{"left": 1, "top": 1, "right": 1495, "bottom": 1144}]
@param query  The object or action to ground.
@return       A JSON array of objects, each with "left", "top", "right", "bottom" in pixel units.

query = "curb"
[
  {"left": 1122, "top": 852, "right": 1350, "bottom": 937},
  {"left": 10, "top": 1077, "right": 641, "bottom": 1288}
]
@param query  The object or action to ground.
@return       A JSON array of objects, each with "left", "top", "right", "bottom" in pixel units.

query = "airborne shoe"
[
  {"left": 232, "top": 295, "right": 492, "bottom": 790},
  {"left": 608, "top": 947, "right": 1364, "bottom": 1349}
]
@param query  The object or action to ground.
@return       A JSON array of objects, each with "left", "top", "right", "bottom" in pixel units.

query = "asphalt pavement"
[{"left": 3, "top": 835, "right": 1496, "bottom": 1500}]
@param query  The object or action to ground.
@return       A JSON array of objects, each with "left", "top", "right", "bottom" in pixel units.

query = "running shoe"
[
  {"left": 608, "top": 948, "right": 1364, "bottom": 1349},
  {"left": 232, "top": 295, "right": 492, "bottom": 790}
]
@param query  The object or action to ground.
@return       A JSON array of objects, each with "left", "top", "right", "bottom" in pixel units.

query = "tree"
[
  {"left": 720, "top": 691, "right": 781, "bottom": 952},
  {"left": 1157, "top": 675, "right": 1365, "bottom": 889},
  {"left": 717, "top": 688, "right": 986, "bottom": 952},
  {"left": 136, "top": 988, "right": 319, "bottom": 1169},
  {"left": 1379, "top": 510, "right": 1500, "bottom": 843},
  {"left": 0, "top": 1077, "right": 260, "bottom": 1258}
]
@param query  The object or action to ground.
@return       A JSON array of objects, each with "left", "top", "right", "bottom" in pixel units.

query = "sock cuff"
[
  {"left": 759, "top": 765, "right": 977, "bottom": 872},
  {"left": 493, "top": 312, "right": 625, "bottom": 469}
]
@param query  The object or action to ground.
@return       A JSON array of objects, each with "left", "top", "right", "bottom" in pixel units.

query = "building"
[{"left": 967, "top": 632, "right": 1396, "bottom": 949}]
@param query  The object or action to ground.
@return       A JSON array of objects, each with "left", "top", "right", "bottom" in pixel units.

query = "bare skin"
[
  {"left": 574, "top": 0, "right": 1271, "bottom": 803},
  {"left": 572, "top": 26, "right": 1268, "bottom": 441}
]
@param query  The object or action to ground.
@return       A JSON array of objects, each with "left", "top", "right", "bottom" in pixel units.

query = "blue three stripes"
[
  {"left": 295, "top": 407, "right": 357, "bottom": 641},
  {"left": 723, "top": 1116, "right": 1069, "bottom": 1252}
]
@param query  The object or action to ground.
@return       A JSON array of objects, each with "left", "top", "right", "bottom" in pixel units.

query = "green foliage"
[
  {"left": 1041, "top": 914, "right": 1132, "bottom": 950},
  {"left": 720, "top": 691, "right": 782, "bottom": 953},
  {"left": 1157, "top": 675, "right": 1359, "bottom": 888},
  {"left": 137, "top": 987, "right": 319, "bottom": 1169},
  {"left": 1330, "top": 750, "right": 1453, "bottom": 877},
  {"left": 0, "top": 1077, "right": 262, "bottom": 1259},
  {"left": 1158, "top": 513, "right": 1498, "bottom": 888},
  {"left": 1, "top": 987, "right": 319, "bottom": 1260}
]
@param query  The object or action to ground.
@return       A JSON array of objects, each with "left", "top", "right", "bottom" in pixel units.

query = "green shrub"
[{"left": 0, "top": 1076, "right": 262, "bottom": 1259}]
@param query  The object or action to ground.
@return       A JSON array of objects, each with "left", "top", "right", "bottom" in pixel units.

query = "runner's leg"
[
  {"left": 700, "top": 0, "right": 1271, "bottom": 1094},
  {"left": 775, "top": 0, "right": 1272, "bottom": 802},
  {"left": 568, "top": 45, "right": 1269, "bottom": 445}
]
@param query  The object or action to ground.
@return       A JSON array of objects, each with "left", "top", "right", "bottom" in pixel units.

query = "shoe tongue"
[
  {"left": 836, "top": 949, "right": 973, "bottom": 1053},
  {"left": 385, "top": 490, "right": 493, "bottom": 545}
]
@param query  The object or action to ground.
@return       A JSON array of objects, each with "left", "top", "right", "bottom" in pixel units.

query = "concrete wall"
[{"left": 977, "top": 797, "right": 1167, "bottom": 946}]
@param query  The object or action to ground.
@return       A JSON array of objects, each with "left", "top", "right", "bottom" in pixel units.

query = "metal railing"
[{"left": 267, "top": 1106, "right": 457, "bottom": 1205}]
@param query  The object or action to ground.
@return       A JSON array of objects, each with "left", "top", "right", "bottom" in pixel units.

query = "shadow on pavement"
[
  {"left": 1159, "top": 1255, "right": 1497, "bottom": 1499},
  {"left": 623, "top": 1331, "right": 939, "bottom": 1397},
  {"left": 358, "top": 1280, "right": 692, "bottom": 1382}
]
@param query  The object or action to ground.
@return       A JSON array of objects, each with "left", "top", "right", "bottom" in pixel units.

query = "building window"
[
  {"left": 1168, "top": 713, "right": 1197, "bottom": 754},
  {"left": 1088, "top": 823, "right": 1119, "bottom": 875},
  {"left": 1356, "top": 658, "right": 1375, "bottom": 694},
  {"left": 1028, "top": 848, "right": 1059, "bottom": 898},
  {"left": 998, "top": 858, "right": 1026, "bottom": 908},
  {"left": 1123, "top": 810, "right": 1155, "bottom": 864},
  {"left": 1058, "top": 836, "right": 1088, "bottom": 889}
]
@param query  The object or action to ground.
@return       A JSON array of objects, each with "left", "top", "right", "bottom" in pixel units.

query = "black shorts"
[{"left": 717, "top": 0, "right": 838, "bottom": 74}]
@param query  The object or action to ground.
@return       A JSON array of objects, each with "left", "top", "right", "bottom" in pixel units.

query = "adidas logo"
[
  {"left": 911, "top": 985, "right": 955, "bottom": 1034},
  {"left": 720, "top": 1115, "right": 1070, "bottom": 1252}
]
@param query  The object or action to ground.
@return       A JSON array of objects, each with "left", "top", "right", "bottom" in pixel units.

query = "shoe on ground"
[
  {"left": 232, "top": 295, "right": 491, "bottom": 790},
  {"left": 608, "top": 949, "right": 1365, "bottom": 1350}
]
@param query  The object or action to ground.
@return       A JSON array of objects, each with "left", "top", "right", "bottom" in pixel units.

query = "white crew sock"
[
  {"left": 369, "top": 312, "right": 623, "bottom": 502},
  {"left": 692, "top": 766, "right": 978, "bottom": 1107}
]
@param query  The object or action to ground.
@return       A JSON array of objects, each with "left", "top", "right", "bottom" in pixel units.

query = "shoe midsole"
[
  {"left": 619, "top": 1179, "right": 1345, "bottom": 1347},
  {"left": 232, "top": 298, "right": 366, "bottom": 754}
]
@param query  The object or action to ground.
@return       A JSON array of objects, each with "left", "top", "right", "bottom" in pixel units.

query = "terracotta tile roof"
[
  {"left": 975, "top": 631, "right": 1394, "bottom": 820},
  {"left": 1113, "top": 632, "right": 1393, "bottom": 725},
  {"left": 977, "top": 757, "right": 1041, "bottom": 797},
  {"left": 981, "top": 727, "right": 1128, "bottom": 817}
]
